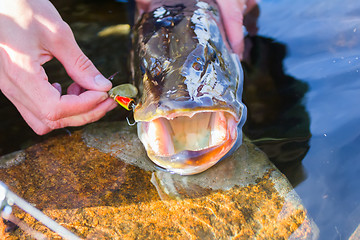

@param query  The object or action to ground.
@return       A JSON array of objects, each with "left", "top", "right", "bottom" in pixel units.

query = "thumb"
[{"left": 48, "top": 23, "right": 112, "bottom": 91}]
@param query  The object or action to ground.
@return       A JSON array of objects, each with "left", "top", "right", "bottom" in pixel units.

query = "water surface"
[{"left": 257, "top": 0, "right": 360, "bottom": 239}]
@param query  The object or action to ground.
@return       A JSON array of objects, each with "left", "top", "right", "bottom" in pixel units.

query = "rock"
[
  {"left": 349, "top": 224, "right": 360, "bottom": 240},
  {"left": 0, "top": 121, "right": 318, "bottom": 239},
  {"left": 0, "top": 150, "right": 25, "bottom": 169},
  {"left": 0, "top": 219, "right": 6, "bottom": 240}
]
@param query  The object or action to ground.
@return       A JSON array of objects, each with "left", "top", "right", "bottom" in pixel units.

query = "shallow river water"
[
  {"left": 257, "top": 0, "right": 360, "bottom": 239},
  {"left": 0, "top": 0, "right": 359, "bottom": 239}
]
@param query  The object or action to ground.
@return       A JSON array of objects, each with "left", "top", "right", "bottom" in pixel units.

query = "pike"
[{"left": 112, "top": 0, "right": 247, "bottom": 175}]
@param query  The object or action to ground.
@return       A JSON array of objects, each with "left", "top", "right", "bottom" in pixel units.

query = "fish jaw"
[{"left": 137, "top": 110, "right": 239, "bottom": 175}]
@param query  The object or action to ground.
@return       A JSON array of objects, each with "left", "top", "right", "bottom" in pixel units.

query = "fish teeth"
[{"left": 140, "top": 118, "right": 175, "bottom": 156}]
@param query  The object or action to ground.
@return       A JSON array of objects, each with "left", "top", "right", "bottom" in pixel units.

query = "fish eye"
[{"left": 192, "top": 62, "right": 203, "bottom": 71}]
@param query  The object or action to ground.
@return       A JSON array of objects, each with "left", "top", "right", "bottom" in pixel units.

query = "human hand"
[
  {"left": 0, "top": 0, "right": 117, "bottom": 135},
  {"left": 216, "top": 0, "right": 258, "bottom": 58}
]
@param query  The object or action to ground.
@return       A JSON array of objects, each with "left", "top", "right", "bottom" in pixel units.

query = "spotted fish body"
[{"left": 132, "top": 0, "right": 247, "bottom": 175}]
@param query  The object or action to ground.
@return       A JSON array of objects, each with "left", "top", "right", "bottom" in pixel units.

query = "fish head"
[{"left": 132, "top": 1, "right": 246, "bottom": 175}]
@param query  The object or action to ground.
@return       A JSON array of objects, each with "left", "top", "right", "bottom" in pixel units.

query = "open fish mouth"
[{"left": 137, "top": 110, "right": 239, "bottom": 175}]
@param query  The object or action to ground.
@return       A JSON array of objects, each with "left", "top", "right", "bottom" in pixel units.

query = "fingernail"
[{"left": 95, "top": 75, "right": 112, "bottom": 89}]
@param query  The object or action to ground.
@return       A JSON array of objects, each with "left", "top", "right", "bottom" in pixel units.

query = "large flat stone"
[{"left": 0, "top": 122, "right": 318, "bottom": 239}]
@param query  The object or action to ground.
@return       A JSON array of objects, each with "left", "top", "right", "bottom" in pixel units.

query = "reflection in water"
[{"left": 242, "top": 36, "right": 311, "bottom": 187}]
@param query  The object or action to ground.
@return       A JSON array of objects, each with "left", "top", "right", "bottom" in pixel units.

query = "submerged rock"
[{"left": 0, "top": 121, "right": 318, "bottom": 239}]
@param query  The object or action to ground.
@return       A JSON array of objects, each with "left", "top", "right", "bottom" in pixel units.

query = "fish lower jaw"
[
  {"left": 137, "top": 111, "right": 239, "bottom": 175},
  {"left": 146, "top": 135, "right": 236, "bottom": 175}
]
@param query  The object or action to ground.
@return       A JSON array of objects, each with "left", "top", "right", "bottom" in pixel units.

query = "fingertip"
[
  {"left": 231, "top": 38, "right": 245, "bottom": 59},
  {"left": 52, "top": 82, "right": 62, "bottom": 94},
  {"left": 67, "top": 82, "right": 84, "bottom": 95},
  {"left": 94, "top": 75, "right": 113, "bottom": 91}
]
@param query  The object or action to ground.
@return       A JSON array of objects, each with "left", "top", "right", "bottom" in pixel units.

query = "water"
[
  {"left": 0, "top": 0, "right": 359, "bottom": 239},
  {"left": 256, "top": 0, "right": 360, "bottom": 239}
]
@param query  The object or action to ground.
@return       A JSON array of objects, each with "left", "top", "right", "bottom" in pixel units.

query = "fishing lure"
[{"left": 107, "top": 71, "right": 138, "bottom": 111}]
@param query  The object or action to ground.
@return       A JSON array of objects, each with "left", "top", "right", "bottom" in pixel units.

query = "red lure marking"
[{"left": 115, "top": 96, "right": 135, "bottom": 111}]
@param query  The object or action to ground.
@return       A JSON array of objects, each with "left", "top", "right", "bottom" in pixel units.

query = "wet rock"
[
  {"left": 83, "top": 122, "right": 156, "bottom": 172},
  {"left": 0, "top": 150, "right": 25, "bottom": 169},
  {"left": 0, "top": 219, "right": 5, "bottom": 239},
  {"left": 0, "top": 121, "right": 318, "bottom": 239}
]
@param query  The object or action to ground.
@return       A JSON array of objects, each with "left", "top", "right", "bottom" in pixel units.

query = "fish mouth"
[{"left": 137, "top": 111, "right": 239, "bottom": 175}]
